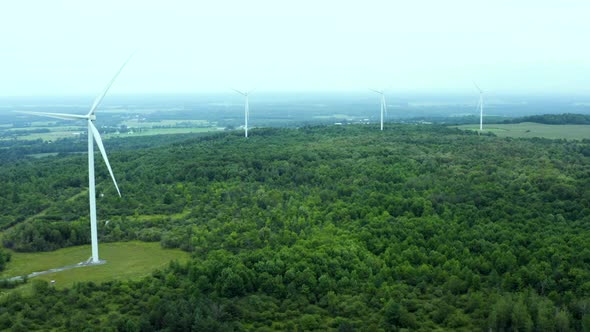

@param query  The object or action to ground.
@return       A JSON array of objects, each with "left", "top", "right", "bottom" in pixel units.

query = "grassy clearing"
[
  {"left": 454, "top": 122, "right": 590, "bottom": 140},
  {"left": 5, "top": 130, "right": 84, "bottom": 141},
  {"left": 312, "top": 114, "right": 357, "bottom": 119},
  {"left": 105, "top": 127, "right": 219, "bottom": 138},
  {"left": 1, "top": 126, "right": 220, "bottom": 141},
  {"left": 28, "top": 152, "right": 60, "bottom": 158},
  {"left": 121, "top": 119, "right": 210, "bottom": 128},
  {"left": 30, "top": 121, "right": 60, "bottom": 126},
  {"left": 0, "top": 241, "right": 189, "bottom": 289}
]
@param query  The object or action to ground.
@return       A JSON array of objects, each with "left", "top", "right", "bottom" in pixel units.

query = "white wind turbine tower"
[
  {"left": 370, "top": 89, "right": 387, "bottom": 130},
  {"left": 232, "top": 88, "right": 254, "bottom": 137},
  {"left": 474, "top": 82, "right": 484, "bottom": 131},
  {"left": 17, "top": 55, "right": 133, "bottom": 264}
]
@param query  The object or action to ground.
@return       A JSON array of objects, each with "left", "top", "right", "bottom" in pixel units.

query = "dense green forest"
[{"left": 2, "top": 124, "right": 590, "bottom": 330}]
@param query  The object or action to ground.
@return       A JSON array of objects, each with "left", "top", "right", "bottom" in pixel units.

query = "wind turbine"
[
  {"left": 370, "top": 89, "right": 387, "bottom": 130},
  {"left": 232, "top": 88, "right": 255, "bottom": 137},
  {"left": 474, "top": 82, "right": 484, "bottom": 131},
  {"left": 17, "top": 55, "right": 133, "bottom": 264}
]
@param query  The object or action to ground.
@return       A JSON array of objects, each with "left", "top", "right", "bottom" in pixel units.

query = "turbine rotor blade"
[
  {"left": 231, "top": 88, "right": 247, "bottom": 96},
  {"left": 14, "top": 111, "right": 89, "bottom": 121},
  {"left": 473, "top": 81, "right": 483, "bottom": 93},
  {"left": 369, "top": 88, "right": 383, "bottom": 95},
  {"left": 87, "top": 52, "right": 135, "bottom": 116},
  {"left": 89, "top": 121, "right": 121, "bottom": 197}
]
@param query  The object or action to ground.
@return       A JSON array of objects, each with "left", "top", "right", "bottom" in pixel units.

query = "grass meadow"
[
  {"left": 0, "top": 241, "right": 189, "bottom": 290},
  {"left": 454, "top": 122, "right": 590, "bottom": 140}
]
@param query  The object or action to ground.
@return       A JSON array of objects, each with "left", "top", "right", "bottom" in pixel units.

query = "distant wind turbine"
[
  {"left": 232, "top": 88, "right": 255, "bottom": 137},
  {"left": 370, "top": 89, "right": 387, "bottom": 130},
  {"left": 474, "top": 82, "right": 484, "bottom": 131},
  {"left": 16, "top": 54, "right": 134, "bottom": 264}
]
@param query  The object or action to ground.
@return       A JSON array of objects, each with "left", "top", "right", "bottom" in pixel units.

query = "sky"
[{"left": 1, "top": 0, "right": 590, "bottom": 96}]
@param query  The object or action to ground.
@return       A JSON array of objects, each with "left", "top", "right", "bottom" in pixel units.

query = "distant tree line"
[{"left": 0, "top": 128, "right": 51, "bottom": 139}]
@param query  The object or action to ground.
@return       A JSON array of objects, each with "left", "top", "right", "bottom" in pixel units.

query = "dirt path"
[{"left": 5, "top": 258, "right": 105, "bottom": 282}]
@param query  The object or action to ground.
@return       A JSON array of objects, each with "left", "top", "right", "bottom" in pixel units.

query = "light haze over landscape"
[
  {"left": 5, "top": 2, "right": 590, "bottom": 330},
  {"left": 1, "top": 0, "right": 590, "bottom": 96}
]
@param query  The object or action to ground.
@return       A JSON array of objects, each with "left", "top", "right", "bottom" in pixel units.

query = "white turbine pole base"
[
  {"left": 380, "top": 95, "right": 384, "bottom": 131},
  {"left": 88, "top": 121, "right": 100, "bottom": 264},
  {"left": 479, "top": 94, "right": 483, "bottom": 131},
  {"left": 245, "top": 95, "right": 249, "bottom": 138}
]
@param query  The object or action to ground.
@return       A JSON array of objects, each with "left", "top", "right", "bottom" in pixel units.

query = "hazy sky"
[{"left": 1, "top": 0, "right": 589, "bottom": 96}]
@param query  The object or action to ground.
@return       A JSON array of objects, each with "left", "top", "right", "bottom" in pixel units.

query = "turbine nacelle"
[
  {"left": 473, "top": 81, "right": 483, "bottom": 94},
  {"left": 369, "top": 88, "right": 384, "bottom": 95},
  {"left": 15, "top": 111, "right": 120, "bottom": 197},
  {"left": 232, "top": 88, "right": 255, "bottom": 97}
]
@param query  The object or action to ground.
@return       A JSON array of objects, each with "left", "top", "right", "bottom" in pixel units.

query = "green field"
[
  {"left": 28, "top": 152, "right": 60, "bottom": 158},
  {"left": 120, "top": 119, "right": 210, "bottom": 128},
  {"left": 104, "top": 127, "right": 220, "bottom": 138},
  {"left": 1, "top": 126, "right": 221, "bottom": 141},
  {"left": 312, "top": 114, "right": 357, "bottom": 120},
  {"left": 455, "top": 122, "right": 590, "bottom": 140},
  {"left": 0, "top": 241, "right": 189, "bottom": 289}
]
